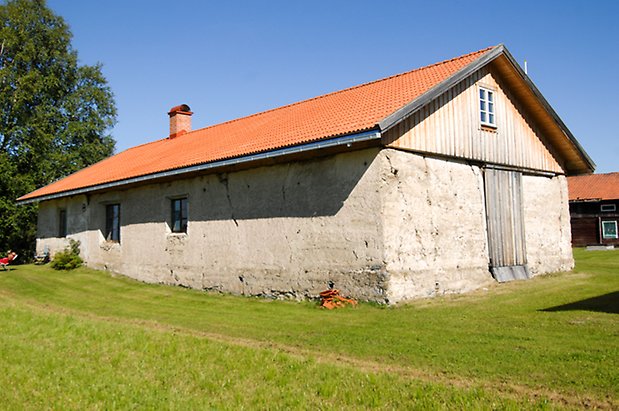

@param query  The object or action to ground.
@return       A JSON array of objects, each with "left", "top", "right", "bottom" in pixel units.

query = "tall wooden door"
[{"left": 484, "top": 168, "right": 530, "bottom": 282}]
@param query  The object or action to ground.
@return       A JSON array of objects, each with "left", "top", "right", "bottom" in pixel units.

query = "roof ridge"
[
  {"left": 571, "top": 171, "right": 619, "bottom": 178},
  {"left": 121, "top": 136, "right": 165, "bottom": 151},
  {"left": 122, "top": 128, "right": 206, "bottom": 151},
  {"left": 182, "top": 45, "right": 496, "bottom": 136}
]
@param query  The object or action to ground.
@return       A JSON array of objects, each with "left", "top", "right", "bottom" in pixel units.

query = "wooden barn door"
[{"left": 484, "top": 168, "right": 530, "bottom": 282}]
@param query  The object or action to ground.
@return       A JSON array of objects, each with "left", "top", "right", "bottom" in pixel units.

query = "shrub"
[{"left": 51, "top": 239, "right": 83, "bottom": 270}]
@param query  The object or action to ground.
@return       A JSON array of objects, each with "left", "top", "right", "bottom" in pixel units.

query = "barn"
[
  {"left": 18, "top": 45, "right": 594, "bottom": 303},
  {"left": 568, "top": 173, "right": 619, "bottom": 247}
]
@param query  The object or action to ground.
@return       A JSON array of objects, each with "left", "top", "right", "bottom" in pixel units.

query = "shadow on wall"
[
  {"left": 39, "top": 149, "right": 381, "bottom": 239},
  {"left": 199, "top": 151, "right": 377, "bottom": 222},
  {"left": 540, "top": 291, "right": 619, "bottom": 314}
]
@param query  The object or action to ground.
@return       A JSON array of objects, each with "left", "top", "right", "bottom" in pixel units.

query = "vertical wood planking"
[
  {"left": 484, "top": 168, "right": 527, "bottom": 268},
  {"left": 385, "top": 66, "right": 563, "bottom": 174}
]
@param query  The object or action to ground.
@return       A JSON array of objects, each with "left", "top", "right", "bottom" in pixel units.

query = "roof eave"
[
  {"left": 16, "top": 129, "right": 382, "bottom": 205},
  {"left": 379, "top": 44, "right": 595, "bottom": 175},
  {"left": 378, "top": 44, "right": 506, "bottom": 132},
  {"left": 569, "top": 198, "right": 602, "bottom": 203},
  {"left": 498, "top": 46, "right": 595, "bottom": 174}
]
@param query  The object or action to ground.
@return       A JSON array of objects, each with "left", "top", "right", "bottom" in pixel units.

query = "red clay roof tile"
[
  {"left": 568, "top": 173, "right": 619, "bottom": 201},
  {"left": 19, "top": 46, "right": 494, "bottom": 202}
]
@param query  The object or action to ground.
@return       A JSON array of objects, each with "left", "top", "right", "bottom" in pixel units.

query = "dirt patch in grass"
[
  {"left": 9, "top": 295, "right": 616, "bottom": 410},
  {"left": 1, "top": 251, "right": 617, "bottom": 409}
]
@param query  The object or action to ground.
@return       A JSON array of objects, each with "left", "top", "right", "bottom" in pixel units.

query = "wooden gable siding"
[
  {"left": 383, "top": 65, "right": 564, "bottom": 174},
  {"left": 570, "top": 217, "right": 599, "bottom": 246}
]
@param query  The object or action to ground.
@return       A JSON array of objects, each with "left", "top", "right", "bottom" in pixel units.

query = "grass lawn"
[{"left": 0, "top": 248, "right": 617, "bottom": 409}]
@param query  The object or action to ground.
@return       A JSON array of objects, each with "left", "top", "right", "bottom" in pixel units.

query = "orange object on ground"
[{"left": 319, "top": 289, "right": 357, "bottom": 309}]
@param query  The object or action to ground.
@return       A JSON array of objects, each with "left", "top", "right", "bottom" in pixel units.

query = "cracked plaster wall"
[
  {"left": 36, "top": 147, "right": 574, "bottom": 304},
  {"left": 379, "top": 149, "right": 493, "bottom": 301},
  {"left": 522, "top": 174, "right": 574, "bottom": 275},
  {"left": 38, "top": 148, "right": 389, "bottom": 301}
]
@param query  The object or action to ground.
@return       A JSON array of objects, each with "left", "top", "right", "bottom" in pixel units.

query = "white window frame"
[
  {"left": 601, "top": 220, "right": 618, "bottom": 239},
  {"left": 601, "top": 204, "right": 616, "bottom": 212},
  {"left": 479, "top": 86, "right": 496, "bottom": 128}
]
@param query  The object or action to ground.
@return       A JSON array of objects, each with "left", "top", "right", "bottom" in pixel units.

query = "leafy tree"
[{"left": 0, "top": 0, "right": 116, "bottom": 259}]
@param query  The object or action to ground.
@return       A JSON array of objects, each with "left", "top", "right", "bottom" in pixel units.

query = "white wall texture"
[
  {"left": 36, "top": 148, "right": 573, "bottom": 303},
  {"left": 522, "top": 174, "right": 574, "bottom": 275},
  {"left": 38, "top": 149, "right": 389, "bottom": 301},
  {"left": 379, "top": 150, "right": 493, "bottom": 301}
]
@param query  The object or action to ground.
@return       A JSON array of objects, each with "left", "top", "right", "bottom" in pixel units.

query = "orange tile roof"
[
  {"left": 568, "top": 173, "right": 619, "bottom": 201},
  {"left": 19, "top": 46, "right": 494, "bottom": 202}
]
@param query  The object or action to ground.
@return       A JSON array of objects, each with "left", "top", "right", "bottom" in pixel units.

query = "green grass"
[{"left": 0, "top": 248, "right": 617, "bottom": 409}]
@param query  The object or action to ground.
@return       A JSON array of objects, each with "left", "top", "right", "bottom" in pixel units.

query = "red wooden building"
[{"left": 568, "top": 173, "right": 619, "bottom": 247}]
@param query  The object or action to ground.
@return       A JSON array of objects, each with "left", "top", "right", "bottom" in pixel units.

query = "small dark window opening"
[
  {"left": 171, "top": 198, "right": 188, "bottom": 233},
  {"left": 58, "top": 209, "right": 67, "bottom": 237},
  {"left": 105, "top": 204, "right": 121, "bottom": 242}
]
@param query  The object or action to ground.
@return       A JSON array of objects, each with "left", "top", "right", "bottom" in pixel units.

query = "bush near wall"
[{"left": 51, "top": 239, "right": 83, "bottom": 270}]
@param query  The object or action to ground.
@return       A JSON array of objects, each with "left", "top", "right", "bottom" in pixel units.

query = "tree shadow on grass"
[{"left": 540, "top": 291, "right": 619, "bottom": 314}]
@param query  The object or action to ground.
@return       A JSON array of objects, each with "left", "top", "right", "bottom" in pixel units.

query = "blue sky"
[{"left": 47, "top": 0, "right": 618, "bottom": 173}]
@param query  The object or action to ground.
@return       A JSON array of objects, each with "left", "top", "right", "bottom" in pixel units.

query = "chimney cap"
[{"left": 168, "top": 104, "right": 192, "bottom": 116}]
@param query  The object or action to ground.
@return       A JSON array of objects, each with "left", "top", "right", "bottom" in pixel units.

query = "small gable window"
[
  {"left": 479, "top": 87, "right": 496, "bottom": 127},
  {"left": 105, "top": 204, "right": 121, "bottom": 242},
  {"left": 601, "top": 204, "right": 616, "bottom": 212},
  {"left": 171, "top": 198, "right": 188, "bottom": 233}
]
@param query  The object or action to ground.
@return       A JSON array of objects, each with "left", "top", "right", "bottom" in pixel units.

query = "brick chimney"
[{"left": 168, "top": 104, "right": 192, "bottom": 138}]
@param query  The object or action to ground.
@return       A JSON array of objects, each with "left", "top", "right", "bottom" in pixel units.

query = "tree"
[{"left": 0, "top": 0, "right": 116, "bottom": 259}]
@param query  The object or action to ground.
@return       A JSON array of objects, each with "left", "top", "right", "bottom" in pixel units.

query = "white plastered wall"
[
  {"left": 38, "top": 148, "right": 389, "bottom": 301},
  {"left": 379, "top": 149, "right": 493, "bottom": 302},
  {"left": 522, "top": 174, "right": 574, "bottom": 275},
  {"left": 36, "top": 147, "right": 575, "bottom": 304}
]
